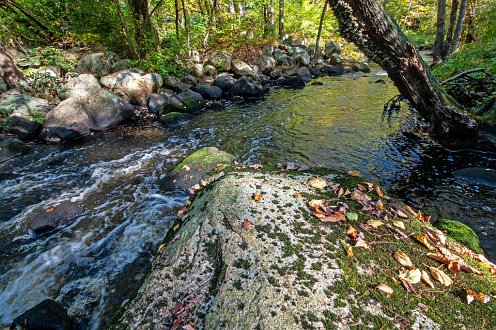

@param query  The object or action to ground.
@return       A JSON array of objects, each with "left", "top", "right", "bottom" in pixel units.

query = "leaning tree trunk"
[
  {"left": 443, "top": 0, "right": 459, "bottom": 59},
  {"left": 328, "top": 0, "right": 483, "bottom": 146},
  {"left": 0, "top": 47, "right": 24, "bottom": 89},
  {"left": 450, "top": 0, "right": 467, "bottom": 54}
]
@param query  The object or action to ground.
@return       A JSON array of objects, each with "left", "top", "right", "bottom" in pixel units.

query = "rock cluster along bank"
[{"left": 0, "top": 39, "right": 370, "bottom": 149}]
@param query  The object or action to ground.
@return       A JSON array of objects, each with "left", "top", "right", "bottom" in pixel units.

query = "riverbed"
[{"left": 1, "top": 72, "right": 494, "bottom": 328}]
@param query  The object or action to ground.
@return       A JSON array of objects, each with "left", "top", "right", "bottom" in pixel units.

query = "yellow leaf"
[
  {"left": 376, "top": 283, "right": 393, "bottom": 297},
  {"left": 367, "top": 219, "right": 384, "bottom": 228},
  {"left": 417, "top": 235, "right": 435, "bottom": 250},
  {"left": 399, "top": 268, "right": 421, "bottom": 284},
  {"left": 340, "top": 239, "right": 353, "bottom": 258},
  {"left": 253, "top": 193, "right": 263, "bottom": 201},
  {"left": 395, "top": 250, "right": 414, "bottom": 268},
  {"left": 429, "top": 267, "right": 453, "bottom": 286},
  {"left": 421, "top": 270, "right": 435, "bottom": 289},
  {"left": 347, "top": 226, "right": 357, "bottom": 236},
  {"left": 393, "top": 221, "right": 405, "bottom": 230},
  {"left": 182, "top": 165, "right": 191, "bottom": 171},
  {"left": 467, "top": 289, "right": 491, "bottom": 304},
  {"left": 46, "top": 207, "right": 54, "bottom": 212},
  {"left": 308, "top": 177, "right": 327, "bottom": 189},
  {"left": 375, "top": 186, "right": 384, "bottom": 198}
]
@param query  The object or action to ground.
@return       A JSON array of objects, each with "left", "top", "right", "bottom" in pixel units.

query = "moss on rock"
[
  {"left": 435, "top": 218, "right": 484, "bottom": 253},
  {"left": 159, "top": 112, "right": 193, "bottom": 127}
]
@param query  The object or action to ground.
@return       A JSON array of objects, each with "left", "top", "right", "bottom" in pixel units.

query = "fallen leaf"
[
  {"left": 353, "top": 237, "right": 371, "bottom": 249},
  {"left": 376, "top": 284, "right": 393, "bottom": 297},
  {"left": 375, "top": 186, "right": 384, "bottom": 198},
  {"left": 395, "top": 250, "right": 414, "bottom": 268},
  {"left": 308, "top": 177, "right": 327, "bottom": 189},
  {"left": 320, "top": 213, "right": 346, "bottom": 222},
  {"left": 421, "top": 270, "right": 435, "bottom": 289},
  {"left": 422, "top": 227, "right": 446, "bottom": 245},
  {"left": 346, "top": 212, "right": 358, "bottom": 221},
  {"left": 417, "top": 235, "right": 434, "bottom": 250},
  {"left": 177, "top": 206, "right": 188, "bottom": 220},
  {"left": 385, "top": 224, "right": 409, "bottom": 239},
  {"left": 466, "top": 289, "right": 491, "bottom": 304},
  {"left": 347, "top": 226, "right": 357, "bottom": 236},
  {"left": 188, "top": 183, "right": 201, "bottom": 195},
  {"left": 182, "top": 323, "right": 196, "bottom": 330},
  {"left": 393, "top": 221, "right": 405, "bottom": 230},
  {"left": 429, "top": 267, "right": 453, "bottom": 286},
  {"left": 340, "top": 239, "right": 353, "bottom": 258},
  {"left": 173, "top": 223, "right": 181, "bottom": 231},
  {"left": 242, "top": 219, "right": 254, "bottom": 229},
  {"left": 249, "top": 164, "right": 263, "bottom": 169},
  {"left": 157, "top": 243, "right": 166, "bottom": 254},
  {"left": 400, "top": 279, "right": 416, "bottom": 292},
  {"left": 363, "top": 182, "right": 374, "bottom": 191},
  {"left": 46, "top": 207, "right": 54, "bottom": 212},
  {"left": 367, "top": 219, "right": 384, "bottom": 228},
  {"left": 337, "top": 187, "right": 345, "bottom": 198},
  {"left": 294, "top": 193, "right": 302, "bottom": 198},
  {"left": 399, "top": 268, "right": 421, "bottom": 284},
  {"left": 448, "top": 260, "right": 461, "bottom": 274},
  {"left": 182, "top": 165, "right": 191, "bottom": 171},
  {"left": 253, "top": 193, "right": 263, "bottom": 201},
  {"left": 405, "top": 205, "right": 416, "bottom": 216},
  {"left": 197, "top": 165, "right": 203, "bottom": 171},
  {"left": 394, "top": 209, "right": 409, "bottom": 218}
]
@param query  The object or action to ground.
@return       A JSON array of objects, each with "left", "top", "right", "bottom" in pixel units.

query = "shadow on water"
[{"left": 0, "top": 72, "right": 494, "bottom": 328}]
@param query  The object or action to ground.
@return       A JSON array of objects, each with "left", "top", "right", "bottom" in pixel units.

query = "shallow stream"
[{"left": 1, "top": 72, "right": 494, "bottom": 328}]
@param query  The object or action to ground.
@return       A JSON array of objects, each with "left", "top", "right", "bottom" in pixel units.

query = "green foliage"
[
  {"left": 138, "top": 40, "right": 188, "bottom": 77},
  {"left": 35, "top": 47, "right": 77, "bottom": 72}
]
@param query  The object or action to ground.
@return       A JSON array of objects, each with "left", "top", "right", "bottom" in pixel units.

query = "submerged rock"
[
  {"left": 114, "top": 171, "right": 496, "bottom": 329},
  {"left": 10, "top": 299, "right": 73, "bottom": 330},
  {"left": 0, "top": 135, "right": 27, "bottom": 162},
  {"left": 25, "top": 200, "right": 82, "bottom": 235},
  {"left": 159, "top": 112, "right": 193, "bottom": 128}
]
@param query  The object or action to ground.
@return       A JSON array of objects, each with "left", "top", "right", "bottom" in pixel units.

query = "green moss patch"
[{"left": 435, "top": 219, "right": 484, "bottom": 254}]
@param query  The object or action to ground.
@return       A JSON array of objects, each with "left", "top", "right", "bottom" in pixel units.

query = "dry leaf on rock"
[
  {"left": 253, "top": 193, "right": 263, "bottom": 201},
  {"left": 395, "top": 250, "right": 414, "bottom": 268},
  {"left": 375, "top": 186, "right": 384, "bottom": 198},
  {"left": 429, "top": 267, "right": 453, "bottom": 286},
  {"left": 340, "top": 239, "right": 353, "bottom": 258},
  {"left": 421, "top": 270, "right": 435, "bottom": 288},
  {"left": 367, "top": 219, "right": 384, "bottom": 228},
  {"left": 376, "top": 284, "right": 393, "bottom": 297},
  {"left": 422, "top": 227, "right": 446, "bottom": 245},
  {"left": 393, "top": 221, "right": 405, "bottom": 230},
  {"left": 399, "top": 268, "right": 421, "bottom": 284},
  {"left": 308, "top": 177, "right": 327, "bottom": 189},
  {"left": 320, "top": 213, "right": 346, "bottom": 222},
  {"left": 242, "top": 219, "right": 254, "bottom": 229},
  {"left": 466, "top": 289, "right": 491, "bottom": 304},
  {"left": 417, "top": 235, "right": 435, "bottom": 250}
]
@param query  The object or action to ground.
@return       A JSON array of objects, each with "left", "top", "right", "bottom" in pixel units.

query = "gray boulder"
[
  {"left": 191, "top": 63, "right": 204, "bottom": 78},
  {"left": 0, "top": 93, "right": 54, "bottom": 139},
  {"left": 324, "top": 40, "right": 341, "bottom": 58},
  {"left": 230, "top": 77, "right": 265, "bottom": 97},
  {"left": 261, "top": 44, "right": 274, "bottom": 56},
  {"left": 205, "top": 53, "right": 232, "bottom": 72},
  {"left": 83, "top": 90, "right": 134, "bottom": 131},
  {"left": 40, "top": 98, "right": 90, "bottom": 142},
  {"left": 293, "top": 50, "right": 311, "bottom": 66},
  {"left": 159, "top": 112, "right": 194, "bottom": 128},
  {"left": 231, "top": 59, "right": 256, "bottom": 77},
  {"left": 25, "top": 200, "right": 82, "bottom": 235},
  {"left": 269, "top": 69, "right": 283, "bottom": 79},
  {"left": 214, "top": 73, "right": 236, "bottom": 90},
  {"left": 100, "top": 69, "right": 163, "bottom": 105},
  {"left": 203, "top": 65, "right": 218, "bottom": 77},
  {"left": 273, "top": 48, "right": 291, "bottom": 66},
  {"left": 77, "top": 52, "right": 118, "bottom": 77},
  {"left": 194, "top": 84, "right": 223, "bottom": 99},
  {"left": 175, "top": 90, "right": 205, "bottom": 113},
  {"left": 59, "top": 74, "right": 102, "bottom": 100},
  {"left": 255, "top": 55, "right": 276, "bottom": 74},
  {"left": 329, "top": 53, "right": 342, "bottom": 65},
  {"left": 148, "top": 93, "right": 171, "bottom": 114},
  {"left": 0, "top": 135, "right": 27, "bottom": 162},
  {"left": 282, "top": 73, "right": 305, "bottom": 89},
  {"left": 163, "top": 75, "right": 192, "bottom": 93},
  {"left": 113, "top": 59, "right": 133, "bottom": 72}
]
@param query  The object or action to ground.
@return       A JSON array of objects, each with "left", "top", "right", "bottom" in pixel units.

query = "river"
[{"left": 1, "top": 71, "right": 494, "bottom": 328}]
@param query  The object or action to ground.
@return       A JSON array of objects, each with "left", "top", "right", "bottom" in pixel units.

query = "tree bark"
[
  {"left": 443, "top": 0, "right": 458, "bottom": 59},
  {"left": 432, "top": 0, "right": 446, "bottom": 64},
  {"left": 175, "top": 0, "right": 180, "bottom": 39},
  {"left": 0, "top": 0, "right": 51, "bottom": 35},
  {"left": 450, "top": 0, "right": 467, "bottom": 54},
  {"left": 181, "top": 0, "right": 191, "bottom": 48},
  {"left": 278, "top": 0, "right": 284, "bottom": 39},
  {"left": 328, "top": 0, "right": 483, "bottom": 146},
  {"left": 314, "top": 0, "right": 328, "bottom": 62},
  {"left": 127, "top": 0, "right": 157, "bottom": 55},
  {"left": 0, "top": 47, "right": 24, "bottom": 89}
]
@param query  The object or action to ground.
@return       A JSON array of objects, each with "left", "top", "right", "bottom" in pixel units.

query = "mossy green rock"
[
  {"left": 114, "top": 171, "right": 496, "bottom": 329},
  {"left": 159, "top": 112, "right": 193, "bottom": 127},
  {"left": 165, "top": 147, "right": 235, "bottom": 191},
  {"left": 435, "top": 218, "right": 484, "bottom": 253}
]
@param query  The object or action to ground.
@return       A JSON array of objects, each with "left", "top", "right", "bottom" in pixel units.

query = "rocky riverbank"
[
  {"left": 106, "top": 150, "right": 496, "bottom": 329},
  {"left": 0, "top": 38, "right": 371, "bottom": 155}
]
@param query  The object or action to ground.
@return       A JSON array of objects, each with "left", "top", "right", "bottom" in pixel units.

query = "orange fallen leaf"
[
  {"left": 375, "top": 186, "right": 384, "bottom": 198},
  {"left": 421, "top": 270, "right": 435, "bottom": 289},
  {"left": 253, "top": 193, "right": 263, "bottom": 201},
  {"left": 320, "top": 213, "right": 346, "bottom": 222},
  {"left": 294, "top": 193, "right": 302, "bottom": 198},
  {"left": 466, "top": 289, "right": 491, "bottom": 304},
  {"left": 405, "top": 205, "right": 416, "bottom": 216},
  {"left": 242, "top": 219, "right": 254, "bottom": 229},
  {"left": 46, "top": 207, "right": 54, "bottom": 212},
  {"left": 417, "top": 235, "right": 435, "bottom": 250}
]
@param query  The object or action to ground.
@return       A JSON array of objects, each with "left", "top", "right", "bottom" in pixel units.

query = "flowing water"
[{"left": 1, "top": 72, "right": 495, "bottom": 328}]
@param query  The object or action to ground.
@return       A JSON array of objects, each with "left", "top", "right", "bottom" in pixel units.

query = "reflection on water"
[{"left": 0, "top": 73, "right": 494, "bottom": 328}]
